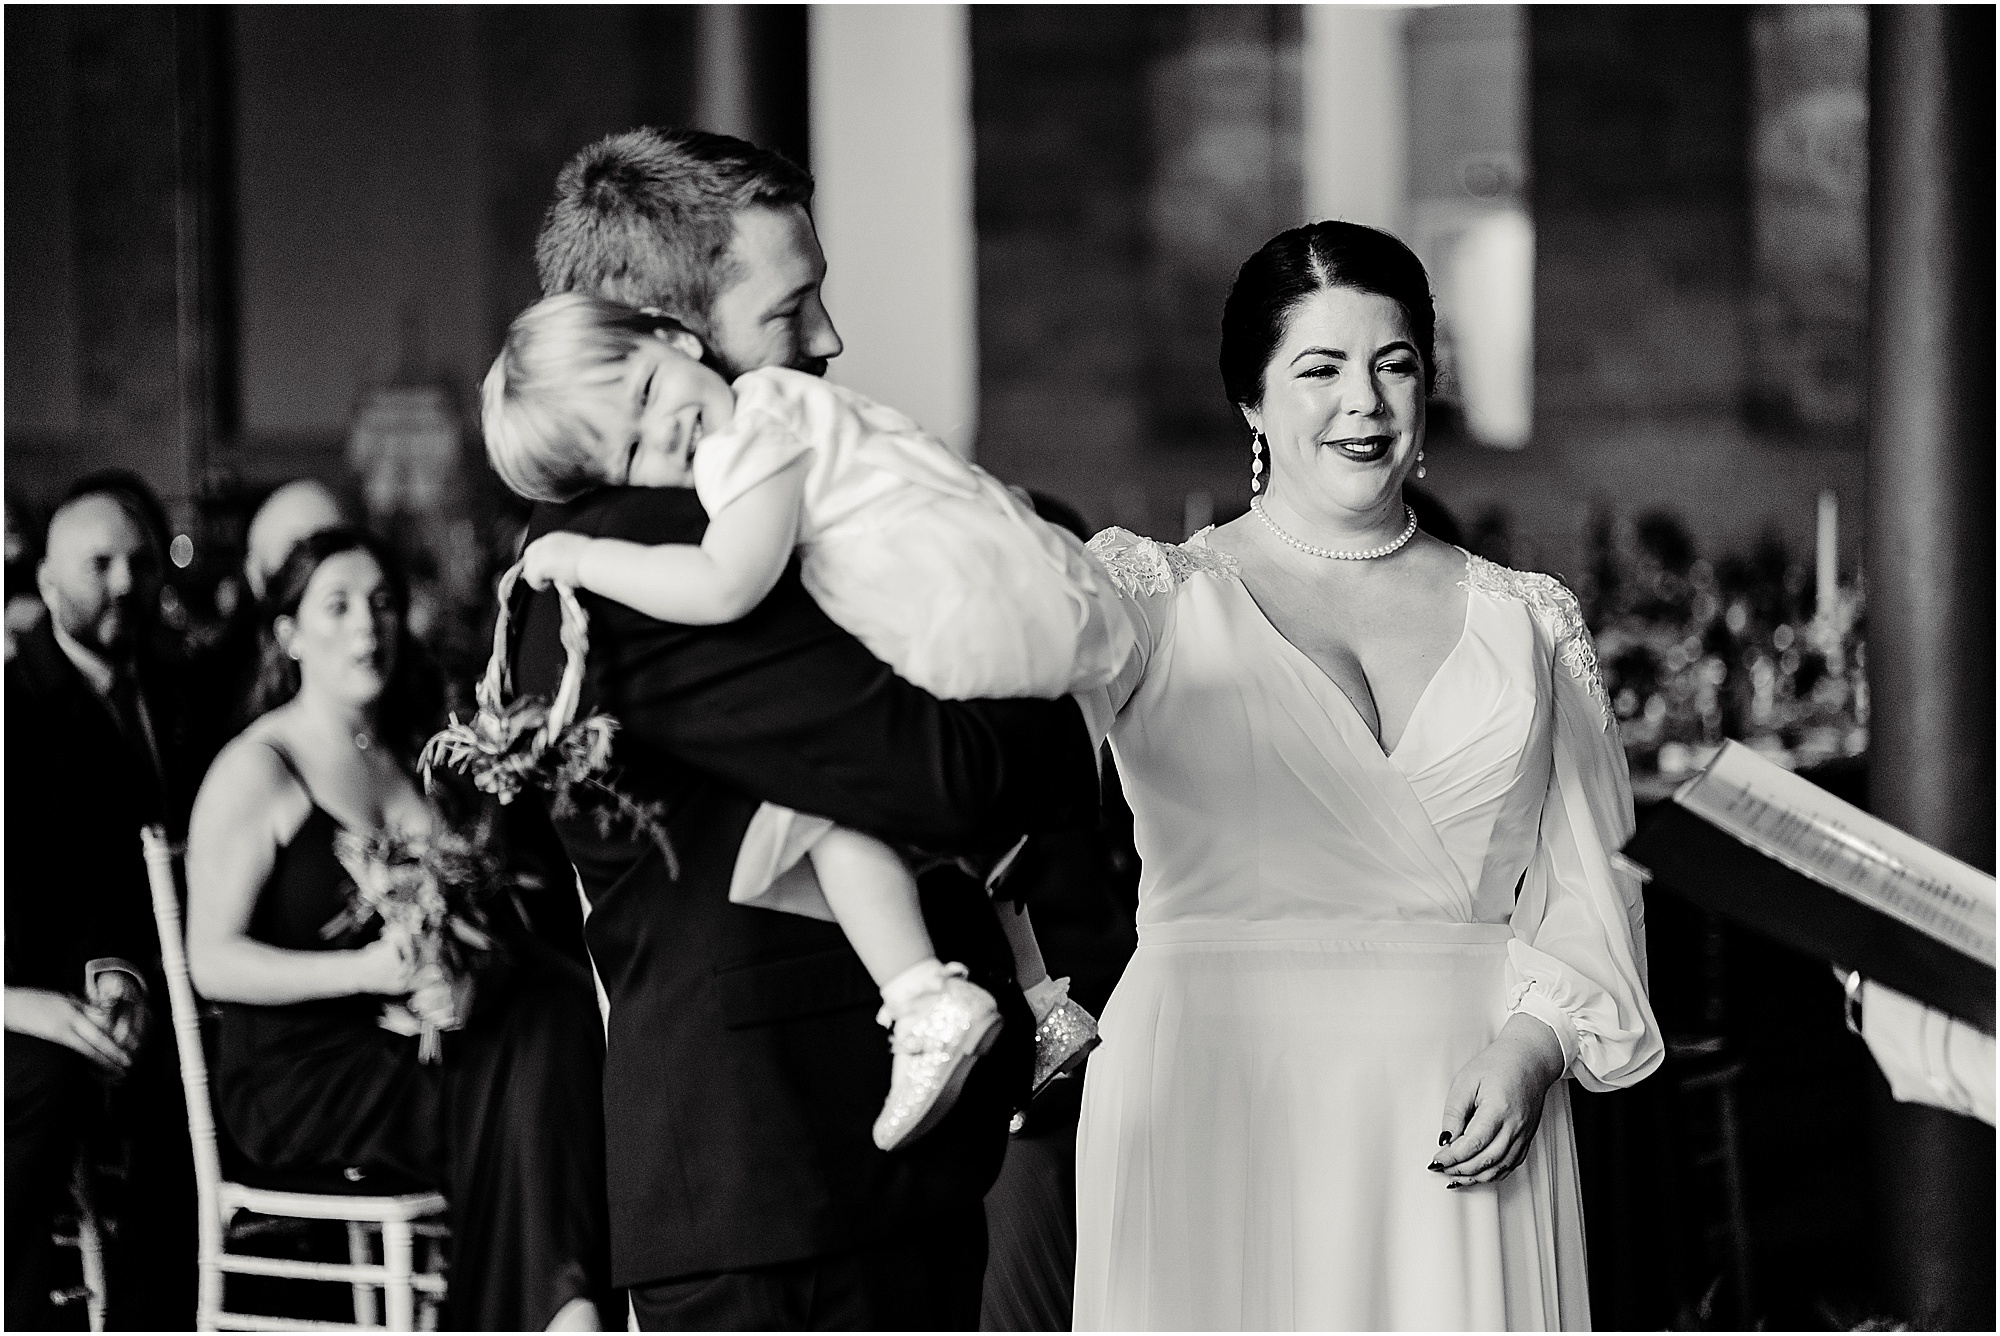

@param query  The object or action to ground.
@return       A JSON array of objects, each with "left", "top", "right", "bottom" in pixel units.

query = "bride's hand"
[{"left": 1432, "top": 1013, "right": 1566, "bottom": 1187}]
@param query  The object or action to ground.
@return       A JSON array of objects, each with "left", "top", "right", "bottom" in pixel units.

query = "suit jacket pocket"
[{"left": 713, "top": 946, "right": 879, "bottom": 1030}]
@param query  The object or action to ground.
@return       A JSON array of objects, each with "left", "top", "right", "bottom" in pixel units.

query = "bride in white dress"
[{"left": 1072, "top": 222, "right": 1663, "bottom": 1331}]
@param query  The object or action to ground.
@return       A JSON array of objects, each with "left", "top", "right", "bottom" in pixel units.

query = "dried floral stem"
[{"left": 576, "top": 776, "right": 678, "bottom": 878}]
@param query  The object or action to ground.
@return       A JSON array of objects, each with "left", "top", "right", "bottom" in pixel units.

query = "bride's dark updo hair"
[
  {"left": 249, "top": 525, "right": 443, "bottom": 763},
  {"left": 1219, "top": 221, "right": 1437, "bottom": 410}
]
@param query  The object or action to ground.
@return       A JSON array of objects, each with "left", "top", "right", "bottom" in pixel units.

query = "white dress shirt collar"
[{"left": 50, "top": 620, "right": 119, "bottom": 697}]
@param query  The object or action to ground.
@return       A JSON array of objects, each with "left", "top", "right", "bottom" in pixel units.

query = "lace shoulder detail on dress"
[
  {"left": 1086, "top": 527, "right": 1240, "bottom": 598},
  {"left": 1461, "top": 555, "right": 1613, "bottom": 728}
]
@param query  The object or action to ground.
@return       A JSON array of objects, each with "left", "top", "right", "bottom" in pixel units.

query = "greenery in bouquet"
[
  {"left": 419, "top": 681, "right": 679, "bottom": 878},
  {"left": 324, "top": 822, "right": 504, "bottom": 1063}
]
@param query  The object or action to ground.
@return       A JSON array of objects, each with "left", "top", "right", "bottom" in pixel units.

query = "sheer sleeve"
[
  {"left": 1502, "top": 587, "right": 1664, "bottom": 1093},
  {"left": 1076, "top": 528, "right": 1234, "bottom": 747}
]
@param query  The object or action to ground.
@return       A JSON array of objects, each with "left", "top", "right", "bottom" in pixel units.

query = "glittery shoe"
[
  {"left": 1028, "top": 978, "right": 1101, "bottom": 1099},
  {"left": 872, "top": 964, "right": 1004, "bottom": 1151}
]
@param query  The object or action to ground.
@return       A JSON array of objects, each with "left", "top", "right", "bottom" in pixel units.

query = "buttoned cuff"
[{"left": 84, "top": 958, "right": 148, "bottom": 997}]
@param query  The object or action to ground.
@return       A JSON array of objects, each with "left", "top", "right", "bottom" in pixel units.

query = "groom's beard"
[
  {"left": 710, "top": 350, "right": 829, "bottom": 381},
  {"left": 720, "top": 352, "right": 828, "bottom": 378}
]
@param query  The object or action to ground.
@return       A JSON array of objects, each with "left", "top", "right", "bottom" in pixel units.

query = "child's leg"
[
  {"left": 992, "top": 899, "right": 1050, "bottom": 992},
  {"left": 807, "top": 827, "right": 937, "bottom": 988},
  {"left": 811, "top": 826, "right": 1005, "bottom": 1152}
]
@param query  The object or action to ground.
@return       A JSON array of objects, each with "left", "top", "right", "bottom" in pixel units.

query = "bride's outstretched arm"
[{"left": 1075, "top": 527, "right": 1220, "bottom": 747}]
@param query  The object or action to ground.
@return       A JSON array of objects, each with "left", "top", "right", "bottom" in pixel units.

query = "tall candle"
[{"left": 1816, "top": 489, "right": 1838, "bottom": 623}]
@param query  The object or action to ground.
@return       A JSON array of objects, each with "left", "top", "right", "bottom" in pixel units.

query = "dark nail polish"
[
  {"left": 1445, "top": 1181, "right": 1460, "bottom": 1190},
  {"left": 1439, "top": 1131, "right": 1453, "bottom": 1146},
  {"left": 1427, "top": 1162, "right": 1443, "bottom": 1173}
]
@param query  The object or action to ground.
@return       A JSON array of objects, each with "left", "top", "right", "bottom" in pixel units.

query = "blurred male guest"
[
  {"left": 246, "top": 480, "right": 345, "bottom": 605},
  {"left": 6, "top": 485, "right": 196, "bottom": 1329},
  {"left": 517, "top": 127, "right": 1100, "bottom": 1329},
  {"left": 189, "top": 479, "right": 346, "bottom": 770}
]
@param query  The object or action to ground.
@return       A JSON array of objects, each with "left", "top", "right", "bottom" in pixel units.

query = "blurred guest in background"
[
  {"left": 5, "top": 500, "right": 44, "bottom": 661},
  {"left": 188, "top": 479, "right": 349, "bottom": 776},
  {"left": 184, "top": 528, "right": 610, "bottom": 1331},
  {"left": 5, "top": 482, "right": 197, "bottom": 1329},
  {"left": 245, "top": 481, "right": 349, "bottom": 606},
  {"left": 61, "top": 470, "right": 176, "bottom": 582}
]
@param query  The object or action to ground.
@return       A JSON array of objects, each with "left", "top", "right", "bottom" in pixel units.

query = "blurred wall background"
[{"left": 7, "top": 4, "right": 1868, "bottom": 585}]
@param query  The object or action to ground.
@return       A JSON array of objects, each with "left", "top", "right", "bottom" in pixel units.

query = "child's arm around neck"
[{"left": 568, "top": 456, "right": 808, "bottom": 625}]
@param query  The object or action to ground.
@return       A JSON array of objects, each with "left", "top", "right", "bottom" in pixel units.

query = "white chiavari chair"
[{"left": 142, "top": 825, "right": 449, "bottom": 1331}]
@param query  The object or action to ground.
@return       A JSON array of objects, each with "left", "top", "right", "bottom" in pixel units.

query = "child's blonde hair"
[{"left": 481, "top": 292, "right": 693, "bottom": 503}]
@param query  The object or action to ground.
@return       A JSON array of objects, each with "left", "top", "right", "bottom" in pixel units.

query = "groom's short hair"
[{"left": 535, "top": 127, "right": 813, "bottom": 335}]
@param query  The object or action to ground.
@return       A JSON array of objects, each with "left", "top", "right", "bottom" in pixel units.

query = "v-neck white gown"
[{"left": 1071, "top": 529, "right": 1663, "bottom": 1332}]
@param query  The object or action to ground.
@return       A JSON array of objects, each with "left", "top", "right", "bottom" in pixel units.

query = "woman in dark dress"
[{"left": 185, "top": 527, "right": 611, "bottom": 1330}]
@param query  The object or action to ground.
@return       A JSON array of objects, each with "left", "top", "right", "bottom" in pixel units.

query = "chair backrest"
[{"left": 139, "top": 825, "right": 227, "bottom": 1258}]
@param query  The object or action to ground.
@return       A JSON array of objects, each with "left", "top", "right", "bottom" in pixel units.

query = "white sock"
[
  {"left": 1023, "top": 975, "right": 1069, "bottom": 1024},
  {"left": 880, "top": 957, "right": 948, "bottom": 1011}
]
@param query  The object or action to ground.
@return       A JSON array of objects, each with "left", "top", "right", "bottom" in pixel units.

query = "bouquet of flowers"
[
  {"left": 324, "top": 824, "right": 501, "bottom": 1063},
  {"left": 418, "top": 569, "right": 677, "bottom": 874}
]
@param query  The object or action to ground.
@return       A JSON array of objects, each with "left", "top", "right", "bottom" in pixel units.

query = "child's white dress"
[{"left": 692, "top": 367, "right": 1135, "bottom": 919}]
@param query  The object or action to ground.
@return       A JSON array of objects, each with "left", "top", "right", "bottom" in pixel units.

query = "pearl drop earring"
[
  {"left": 1250, "top": 433, "right": 1266, "bottom": 495},
  {"left": 1416, "top": 447, "right": 1427, "bottom": 480}
]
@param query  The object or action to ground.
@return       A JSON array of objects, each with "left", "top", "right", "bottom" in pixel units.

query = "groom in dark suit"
[{"left": 510, "top": 128, "right": 1101, "bottom": 1329}]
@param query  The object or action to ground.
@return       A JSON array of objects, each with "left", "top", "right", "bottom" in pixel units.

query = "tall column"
[
  {"left": 173, "top": 9, "right": 236, "bottom": 509},
  {"left": 65, "top": 6, "right": 233, "bottom": 535},
  {"left": 69, "top": 6, "right": 188, "bottom": 523},
  {"left": 810, "top": 7, "right": 977, "bottom": 457},
  {"left": 1301, "top": 5, "right": 1405, "bottom": 232},
  {"left": 473, "top": 7, "right": 697, "bottom": 356},
  {"left": 694, "top": 5, "right": 809, "bottom": 170},
  {"left": 1864, "top": 7, "right": 1995, "bottom": 1330}
]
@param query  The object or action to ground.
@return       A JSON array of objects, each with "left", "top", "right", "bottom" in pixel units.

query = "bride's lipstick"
[{"left": 1321, "top": 434, "right": 1393, "bottom": 463}]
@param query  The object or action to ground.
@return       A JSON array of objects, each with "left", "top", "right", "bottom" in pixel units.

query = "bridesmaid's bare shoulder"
[{"left": 192, "top": 710, "right": 309, "bottom": 843}]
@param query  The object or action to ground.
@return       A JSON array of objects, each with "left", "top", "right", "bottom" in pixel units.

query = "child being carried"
[{"left": 482, "top": 293, "right": 1129, "bottom": 1150}]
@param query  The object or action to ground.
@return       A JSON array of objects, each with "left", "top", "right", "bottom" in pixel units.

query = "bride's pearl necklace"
[{"left": 1251, "top": 497, "right": 1419, "bottom": 561}]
